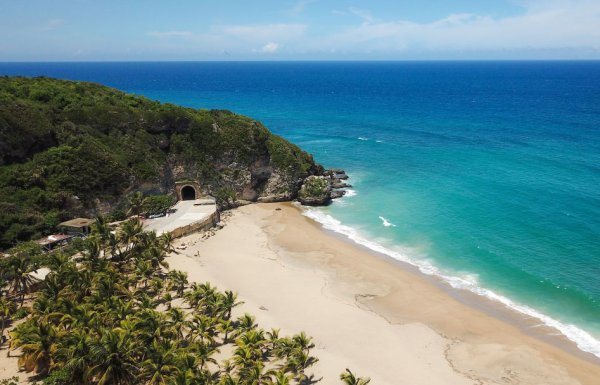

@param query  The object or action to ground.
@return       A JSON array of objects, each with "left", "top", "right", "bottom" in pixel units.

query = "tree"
[
  {"left": 167, "top": 270, "right": 188, "bottom": 298},
  {"left": 10, "top": 320, "right": 59, "bottom": 375},
  {"left": 218, "top": 291, "right": 242, "bottom": 320},
  {"left": 87, "top": 329, "right": 138, "bottom": 385},
  {"left": 4, "top": 219, "right": 328, "bottom": 385},
  {"left": 0, "top": 297, "right": 15, "bottom": 344},
  {"left": 3, "top": 246, "right": 38, "bottom": 305},
  {"left": 55, "top": 328, "right": 92, "bottom": 383},
  {"left": 140, "top": 342, "right": 181, "bottom": 385},
  {"left": 127, "top": 191, "right": 148, "bottom": 220},
  {"left": 340, "top": 369, "right": 371, "bottom": 385},
  {"left": 269, "top": 371, "right": 292, "bottom": 385},
  {"left": 159, "top": 233, "right": 176, "bottom": 254}
]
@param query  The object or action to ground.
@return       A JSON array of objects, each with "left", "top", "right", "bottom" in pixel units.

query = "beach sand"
[
  {"left": 1, "top": 202, "right": 598, "bottom": 384},
  {"left": 169, "top": 203, "right": 600, "bottom": 385}
]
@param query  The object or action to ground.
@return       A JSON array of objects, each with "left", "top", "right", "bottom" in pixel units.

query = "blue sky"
[{"left": 1, "top": 0, "right": 599, "bottom": 61}]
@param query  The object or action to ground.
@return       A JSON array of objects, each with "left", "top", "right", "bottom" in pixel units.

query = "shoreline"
[
  {"left": 309, "top": 207, "right": 600, "bottom": 365},
  {"left": 168, "top": 202, "right": 600, "bottom": 385}
]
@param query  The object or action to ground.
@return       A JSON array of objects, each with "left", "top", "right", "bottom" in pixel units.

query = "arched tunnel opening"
[{"left": 181, "top": 185, "right": 196, "bottom": 201}]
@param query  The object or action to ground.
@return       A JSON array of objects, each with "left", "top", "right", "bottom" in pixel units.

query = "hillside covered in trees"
[{"left": 0, "top": 77, "right": 321, "bottom": 249}]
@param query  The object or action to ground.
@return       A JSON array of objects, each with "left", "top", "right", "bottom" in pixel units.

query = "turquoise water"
[{"left": 1, "top": 61, "right": 599, "bottom": 356}]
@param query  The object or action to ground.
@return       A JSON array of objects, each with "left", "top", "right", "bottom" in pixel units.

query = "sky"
[{"left": 1, "top": 0, "right": 600, "bottom": 61}]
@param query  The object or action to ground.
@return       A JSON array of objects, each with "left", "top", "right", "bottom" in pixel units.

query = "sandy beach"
[
  {"left": 1, "top": 202, "right": 598, "bottom": 384},
  {"left": 168, "top": 202, "right": 600, "bottom": 385}
]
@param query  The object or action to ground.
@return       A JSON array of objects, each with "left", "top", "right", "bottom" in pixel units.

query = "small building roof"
[
  {"left": 59, "top": 218, "right": 95, "bottom": 228},
  {"left": 35, "top": 234, "right": 73, "bottom": 246}
]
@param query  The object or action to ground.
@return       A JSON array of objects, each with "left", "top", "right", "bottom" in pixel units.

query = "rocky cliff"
[{"left": 0, "top": 77, "right": 337, "bottom": 248}]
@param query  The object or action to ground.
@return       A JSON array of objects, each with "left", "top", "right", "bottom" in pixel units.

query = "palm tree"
[
  {"left": 87, "top": 328, "right": 138, "bottom": 385},
  {"left": 236, "top": 329, "right": 267, "bottom": 360},
  {"left": 340, "top": 369, "right": 371, "bottom": 385},
  {"left": 219, "top": 374, "right": 242, "bottom": 385},
  {"left": 56, "top": 328, "right": 92, "bottom": 383},
  {"left": 292, "top": 332, "right": 314, "bottom": 355},
  {"left": 44, "top": 252, "right": 72, "bottom": 272},
  {"left": 168, "top": 270, "right": 188, "bottom": 298},
  {"left": 127, "top": 191, "right": 148, "bottom": 220},
  {"left": 5, "top": 254, "right": 36, "bottom": 305},
  {"left": 284, "top": 348, "right": 318, "bottom": 383},
  {"left": 118, "top": 219, "right": 145, "bottom": 256},
  {"left": 236, "top": 314, "right": 257, "bottom": 333},
  {"left": 93, "top": 216, "right": 112, "bottom": 241},
  {"left": 0, "top": 297, "right": 15, "bottom": 344},
  {"left": 242, "top": 361, "right": 270, "bottom": 385},
  {"left": 217, "top": 319, "right": 236, "bottom": 343},
  {"left": 159, "top": 233, "right": 176, "bottom": 254},
  {"left": 191, "top": 340, "right": 219, "bottom": 371},
  {"left": 188, "top": 314, "right": 217, "bottom": 346},
  {"left": 10, "top": 320, "right": 59, "bottom": 375},
  {"left": 269, "top": 371, "right": 292, "bottom": 385},
  {"left": 140, "top": 341, "right": 181, "bottom": 385},
  {"left": 165, "top": 307, "right": 188, "bottom": 340},
  {"left": 266, "top": 328, "right": 280, "bottom": 351},
  {"left": 218, "top": 291, "right": 242, "bottom": 320}
]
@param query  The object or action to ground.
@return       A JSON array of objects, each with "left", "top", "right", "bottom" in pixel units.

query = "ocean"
[{"left": 1, "top": 61, "right": 599, "bottom": 358}]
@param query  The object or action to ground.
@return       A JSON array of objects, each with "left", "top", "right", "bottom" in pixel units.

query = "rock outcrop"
[
  {"left": 297, "top": 169, "right": 351, "bottom": 206},
  {"left": 298, "top": 176, "right": 332, "bottom": 206}
]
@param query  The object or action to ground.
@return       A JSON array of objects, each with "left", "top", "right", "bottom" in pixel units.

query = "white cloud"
[
  {"left": 143, "top": 1, "right": 600, "bottom": 59},
  {"left": 258, "top": 42, "right": 280, "bottom": 53},
  {"left": 147, "top": 31, "right": 193, "bottom": 38},
  {"left": 316, "top": 1, "right": 600, "bottom": 56},
  {"left": 214, "top": 23, "right": 306, "bottom": 41}
]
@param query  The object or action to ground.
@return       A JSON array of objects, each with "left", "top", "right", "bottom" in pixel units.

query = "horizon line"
[{"left": 2, "top": 59, "right": 600, "bottom": 64}]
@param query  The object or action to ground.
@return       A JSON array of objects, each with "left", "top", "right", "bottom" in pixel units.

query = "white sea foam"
[
  {"left": 301, "top": 208, "right": 600, "bottom": 359},
  {"left": 344, "top": 189, "right": 357, "bottom": 197},
  {"left": 379, "top": 216, "right": 396, "bottom": 227},
  {"left": 358, "top": 137, "right": 368, "bottom": 141}
]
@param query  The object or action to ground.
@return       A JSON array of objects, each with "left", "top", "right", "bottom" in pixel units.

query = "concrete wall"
[{"left": 169, "top": 210, "right": 220, "bottom": 239}]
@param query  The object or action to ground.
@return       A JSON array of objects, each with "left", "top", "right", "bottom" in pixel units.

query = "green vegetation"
[
  {"left": 0, "top": 222, "right": 367, "bottom": 385},
  {"left": 340, "top": 369, "right": 371, "bottom": 385},
  {"left": 213, "top": 188, "right": 237, "bottom": 210},
  {"left": 298, "top": 176, "right": 329, "bottom": 201},
  {"left": 124, "top": 192, "right": 176, "bottom": 218},
  {"left": 0, "top": 377, "right": 19, "bottom": 385},
  {"left": 144, "top": 194, "right": 177, "bottom": 217},
  {"left": 0, "top": 77, "right": 318, "bottom": 249}
]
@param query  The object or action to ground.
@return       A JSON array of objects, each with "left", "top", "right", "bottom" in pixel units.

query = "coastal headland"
[{"left": 168, "top": 202, "right": 600, "bottom": 385}]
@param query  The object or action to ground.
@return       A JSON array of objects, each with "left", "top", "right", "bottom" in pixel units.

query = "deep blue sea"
[{"left": 1, "top": 61, "right": 599, "bottom": 357}]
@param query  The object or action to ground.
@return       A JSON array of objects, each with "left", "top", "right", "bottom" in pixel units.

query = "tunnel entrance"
[{"left": 181, "top": 185, "right": 196, "bottom": 201}]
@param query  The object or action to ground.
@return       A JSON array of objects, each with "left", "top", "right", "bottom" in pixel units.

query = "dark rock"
[
  {"left": 330, "top": 190, "right": 346, "bottom": 199},
  {"left": 331, "top": 182, "right": 352, "bottom": 189}
]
